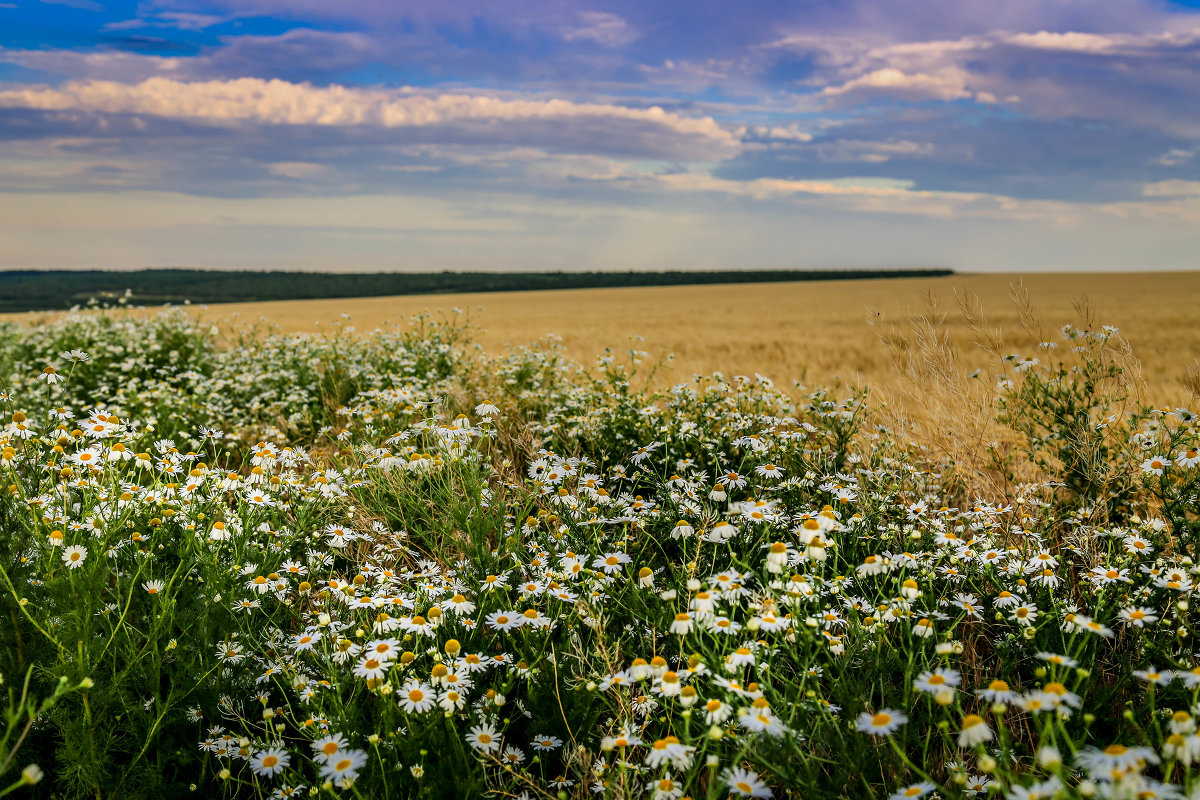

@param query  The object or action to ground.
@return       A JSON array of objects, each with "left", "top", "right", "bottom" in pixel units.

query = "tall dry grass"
[{"left": 868, "top": 279, "right": 1158, "bottom": 505}]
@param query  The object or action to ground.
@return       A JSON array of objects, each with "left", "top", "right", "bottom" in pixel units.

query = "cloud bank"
[{"left": 0, "top": 0, "right": 1198, "bottom": 269}]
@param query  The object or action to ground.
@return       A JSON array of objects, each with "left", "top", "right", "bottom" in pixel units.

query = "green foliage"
[
  {"left": 995, "top": 324, "right": 1144, "bottom": 517},
  {"left": 0, "top": 306, "right": 1196, "bottom": 800}
]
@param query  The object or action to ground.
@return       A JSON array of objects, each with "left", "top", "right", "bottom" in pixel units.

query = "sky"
[{"left": 1, "top": 1, "right": 1200, "bottom": 271}]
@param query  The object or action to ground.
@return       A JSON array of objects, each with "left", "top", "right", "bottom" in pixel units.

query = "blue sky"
[{"left": 1, "top": 0, "right": 1199, "bottom": 271}]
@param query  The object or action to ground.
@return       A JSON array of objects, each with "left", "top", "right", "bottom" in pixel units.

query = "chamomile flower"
[
  {"left": 890, "top": 782, "right": 936, "bottom": 800},
  {"left": 363, "top": 638, "right": 401, "bottom": 661},
  {"left": 593, "top": 552, "right": 631, "bottom": 573},
  {"left": 644, "top": 737, "right": 694, "bottom": 770},
  {"left": 1075, "top": 744, "right": 1159, "bottom": 777},
  {"left": 531, "top": 735, "right": 563, "bottom": 751},
  {"left": 705, "top": 698, "right": 732, "bottom": 724},
  {"left": 1141, "top": 456, "right": 1170, "bottom": 475},
  {"left": 1118, "top": 605, "right": 1158, "bottom": 628},
  {"left": 1009, "top": 603, "right": 1038, "bottom": 626},
  {"left": 319, "top": 749, "right": 368, "bottom": 786},
  {"left": 398, "top": 681, "right": 435, "bottom": 713},
  {"left": 1087, "top": 566, "right": 1131, "bottom": 586},
  {"left": 486, "top": 611, "right": 523, "bottom": 631},
  {"left": 62, "top": 545, "right": 87, "bottom": 569},
  {"left": 856, "top": 709, "right": 908, "bottom": 736},
  {"left": 439, "top": 689, "right": 466, "bottom": 712},
  {"left": 1035, "top": 652, "right": 1079, "bottom": 668},
  {"left": 466, "top": 724, "right": 501, "bottom": 753},
  {"left": 311, "top": 733, "right": 349, "bottom": 764},
  {"left": 913, "top": 669, "right": 961, "bottom": 695},
  {"left": 353, "top": 656, "right": 389, "bottom": 682},
  {"left": 726, "top": 767, "right": 771, "bottom": 797},
  {"left": 957, "top": 715, "right": 992, "bottom": 747},
  {"left": 1133, "top": 666, "right": 1174, "bottom": 685},
  {"left": 250, "top": 748, "right": 290, "bottom": 777},
  {"left": 649, "top": 775, "right": 684, "bottom": 800}
]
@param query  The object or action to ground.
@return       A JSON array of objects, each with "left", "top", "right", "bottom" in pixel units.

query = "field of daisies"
[{"left": 0, "top": 306, "right": 1198, "bottom": 800}]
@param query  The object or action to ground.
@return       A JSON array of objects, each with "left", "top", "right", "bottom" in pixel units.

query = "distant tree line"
[{"left": 0, "top": 268, "right": 954, "bottom": 314}]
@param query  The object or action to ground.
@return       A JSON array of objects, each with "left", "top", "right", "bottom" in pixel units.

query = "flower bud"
[{"left": 1037, "top": 745, "right": 1062, "bottom": 769}]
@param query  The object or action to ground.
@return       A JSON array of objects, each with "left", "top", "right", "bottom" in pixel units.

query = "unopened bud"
[{"left": 1037, "top": 745, "right": 1062, "bottom": 769}]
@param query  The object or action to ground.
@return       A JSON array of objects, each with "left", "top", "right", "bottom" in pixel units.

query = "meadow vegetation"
[{"left": 0, "top": 279, "right": 1198, "bottom": 799}]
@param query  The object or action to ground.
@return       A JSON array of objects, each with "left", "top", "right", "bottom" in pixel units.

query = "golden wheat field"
[{"left": 7, "top": 271, "right": 1199, "bottom": 403}]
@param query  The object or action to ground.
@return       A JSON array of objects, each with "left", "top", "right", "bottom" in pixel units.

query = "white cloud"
[
  {"left": 771, "top": 22, "right": 1200, "bottom": 133},
  {"left": 1142, "top": 179, "right": 1200, "bottom": 197},
  {"left": 0, "top": 160, "right": 125, "bottom": 186},
  {"left": 639, "top": 58, "right": 742, "bottom": 90},
  {"left": 646, "top": 172, "right": 966, "bottom": 217},
  {"left": 0, "top": 77, "right": 741, "bottom": 160},
  {"left": 533, "top": 160, "right": 978, "bottom": 217},
  {"left": 0, "top": 30, "right": 379, "bottom": 82},
  {"left": 158, "top": 11, "right": 228, "bottom": 29},
  {"left": 0, "top": 48, "right": 186, "bottom": 82},
  {"left": 266, "top": 162, "right": 327, "bottom": 179},
  {"left": 536, "top": 164, "right": 1129, "bottom": 226},
  {"left": 103, "top": 12, "right": 227, "bottom": 31},
  {"left": 1004, "top": 31, "right": 1119, "bottom": 53},
  {"left": 815, "top": 139, "right": 936, "bottom": 163},
  {"left": 747, "top": 124, "right": 813, "bottom": 142},
  {"left": 999, "top": 29, "right": 1200, "bottom": 55},
  {"left": 561, "top": 11, "right": 640, "bottom": 47},
  {"left": 821, "top": 67, "right": 977, "bottom": 102},
  {"left": 1156, "top": 148, "right": 1195, "bottom": 167}
]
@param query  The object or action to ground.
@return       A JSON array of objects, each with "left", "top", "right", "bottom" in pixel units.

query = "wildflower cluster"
[{"left": 0, "top": 309, "right": 1197, "bottom": 799}]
